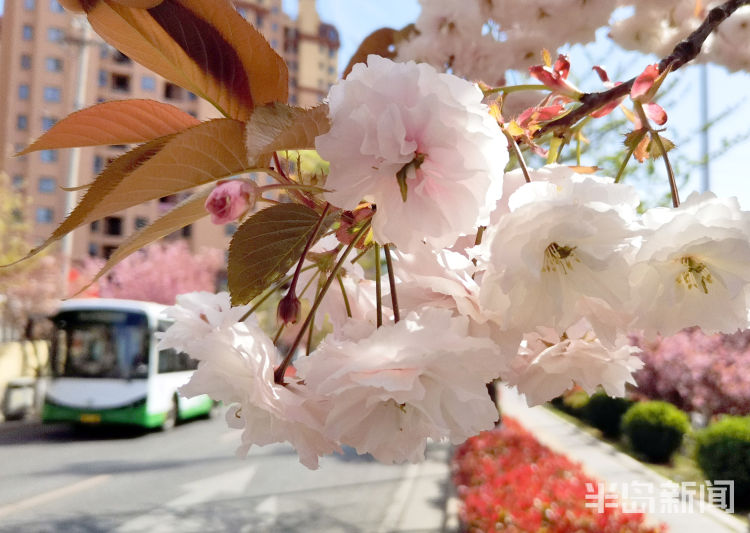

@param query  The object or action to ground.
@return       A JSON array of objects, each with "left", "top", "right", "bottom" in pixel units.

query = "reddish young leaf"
[
  {"left": 16, "top": 99, "right": 199, "bottom": 155},
  {"left": 82, "top": 0, "right": 288, "bottom": 120},
  {"left": 18, "top": 119, "right": 251, "bottom": 261}
]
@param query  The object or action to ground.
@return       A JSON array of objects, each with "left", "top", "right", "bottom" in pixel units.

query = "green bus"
[{"left": 43, "top": 298, "right": 214, "bottom": 429}]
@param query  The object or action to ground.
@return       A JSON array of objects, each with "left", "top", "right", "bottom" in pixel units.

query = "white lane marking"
[
  {"left": 0, "top": 474, "right": 111, "bottom": 518},
  {"left": 377, "top": 462, "right": 420, "bottom": 533}
]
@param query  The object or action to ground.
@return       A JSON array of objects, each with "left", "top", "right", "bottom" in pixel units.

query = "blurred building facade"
[{"left": 0, "top": 0, "right": 339, "bottom": 262}]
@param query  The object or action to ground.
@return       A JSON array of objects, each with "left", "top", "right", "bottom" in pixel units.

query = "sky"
[{"left": 2, "top": 0, "right": 749, "bottom": 207}]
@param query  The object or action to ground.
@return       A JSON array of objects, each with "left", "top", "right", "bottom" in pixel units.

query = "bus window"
[{"left": 53, "top": 310, "right": 149, "bottom": 379}]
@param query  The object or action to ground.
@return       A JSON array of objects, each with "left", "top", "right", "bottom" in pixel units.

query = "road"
[{"left": 0, "top": 412, "right": 454, "bottom": 533}]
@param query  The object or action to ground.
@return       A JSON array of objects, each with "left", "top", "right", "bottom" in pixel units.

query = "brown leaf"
[
  {"left": 21, "top": 119, "right": 251, "bottom": 261},
  {"left": 17, "top": 99, "right": 199, "bottom": 155},
  {"left": 343, "top": 27, "right": 397, "bottom": 78},
  {"left": 83, "top": 0, "right": 288, "bottom": 120},
  {"left": 246, "top": 103, "right": 331, "bottom": 159},
  {"left": 75, "top": 186, "right": 212, "bottom": 294}
]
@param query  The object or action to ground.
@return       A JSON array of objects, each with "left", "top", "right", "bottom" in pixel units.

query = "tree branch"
[{"left": 535, "top": 0, "right": 750, "bottom": 138}]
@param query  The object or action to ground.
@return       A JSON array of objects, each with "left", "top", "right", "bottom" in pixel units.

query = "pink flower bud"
[
  {"left": 277, "top": 292, "right": 301, "bottom": 325},
  {"left": 205, "top": 180, "right": 257, "bottom": 225}
]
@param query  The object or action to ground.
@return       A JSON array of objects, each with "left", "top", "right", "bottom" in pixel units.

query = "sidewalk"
[{"left": 500, "top": 385, "right": 748, "bottom": 533}]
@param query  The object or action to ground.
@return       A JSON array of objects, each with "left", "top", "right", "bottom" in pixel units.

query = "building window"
[
  {"left": 36, "top": 207, "right": 54, "bottom": 224},
  {"left": 272, "top": 23, "right": 278, "bottom": 31},
  {"left": 113, "top": 51, "right": 131, "bottom": 64},
  {"left": 17, "top": 115, "right": 28, "bottom": 131},
  {"left": 24, "top": 0, "right": 36, "bottom": 11},
  {"left": 104, "top": 216, "right": 123, "bottom": 236},
  {"left": 42, "top": 116, "right": 57, "bottom": 130},
  {"left": 90, "top": 220, "right": 100, "bottom": 232},
  {"left": 187, "top": 91, "right": 198, "bottom": 101},
  {"left": 98, "top": 69, "right": 107, "bottom": 87},
  {"left": 39, "top": 177, "right": 56, "bottom": 193},
  {"left": 21, "top": 55, "right": 32, "bottom": 70},
  {"left": 50, "top": 0, "right": 65, "bottom": 13},
  {"left": 163, "top": 82, "right": 183, "bottom": 100},
  {"left": 18, "top": 84, "right": 30, "bottom": 100},
  {"left": 102, "top": 245, "right": 117, "bottom": 259},
  {"left": 45, "top": 57, "right": 63, "bottom": 72},
  {"left": 47, "top": 27, "right": 65, "bottom": 43},
  {"left": 40, "top": 150, "right": 58, "bottom": 163},
  {"left": 141, "top": 76, "right": 156, "bottom": 91},
  {"left": 134, "top": 217, "right": 148, "bottom": 230},
  {"left": 111, "top": 73, "right": 131, "bottom": 92},
  {"left": 225, "top": 223, "right": 237, "bottom": 236},
  {"left": 43, "top": 86, "right": 62, "bottom": 102},
  {"left": 93, "top": 155, "right": 104, "bottom": 174},
  {"left": 256, "top": 14, "right": 264, "bottom": 26},
  {"left": 181, "top": 225, "right": 192, "bottom": 237},
  {"left": 88, "top": 243, "right": 99, "bottom": 257},
  {"left": 22, "top": 26, "right": 34, "bottom": 41},
  {"left": 271, "top": 39, "right": 278, "bottom": 49},
  {"left": 12, "top": 175, "right": 24, "bottom": 189}
]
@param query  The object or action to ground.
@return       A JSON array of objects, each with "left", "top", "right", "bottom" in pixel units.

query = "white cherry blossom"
[
  {"left": 296, "top": 309, "right": 503, "bottom": 463},
  {"left": 316, "top": 55, "right": 507, "bottom": 252}
]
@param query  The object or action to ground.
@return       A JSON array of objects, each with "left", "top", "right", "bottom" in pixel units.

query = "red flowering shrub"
[
  {"left": 453, "top": 417, "right": 665, "bottom": 533},
  {"left": 632, "top": 328, "right": 750, "bottom": 417}
]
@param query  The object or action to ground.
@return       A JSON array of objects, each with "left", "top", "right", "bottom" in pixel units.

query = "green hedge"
[
  {"left": 622, "top": 401, "right": 690, "bottom": 463},
  {"left": 585, "top": 392, "right": 634, "bottom": 439},
  {"left": 696, "top": 415, "right": 750, "bottom": 506}
]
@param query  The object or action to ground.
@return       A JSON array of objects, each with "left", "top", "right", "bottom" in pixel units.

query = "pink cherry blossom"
[{"left": 204, "top": 180, "right": 257, "bottom": 225}]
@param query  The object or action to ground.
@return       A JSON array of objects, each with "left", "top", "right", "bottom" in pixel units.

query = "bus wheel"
[{"left": 161, "top": 396, "right": 180, "bottom": 431}]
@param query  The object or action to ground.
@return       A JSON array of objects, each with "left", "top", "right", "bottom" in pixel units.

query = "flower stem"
[
  {"left": 239, "top": 264, "right": 317, "bottom": 323},
  {"left": 285, "top": 203, "right": 331, "bottom": 297},
  {"left": 383, "top": 244, "right": 400, "bottom": 323},
  {"left": 337, "top": 273, "right": 353, "bottom": 318},
  {"left": 614, "top": 141, "right": 638, "bottom": 184},
  {"left": 501, "top": 126, "right": 532, "bottom": 183},
  {"left": 483, "top": 83, "right": 548, "bottom": 97},
  {"left": 274, "top": 220, "right": 372, "bottom": 383},
  {"left": 635, "top": 103, "right": 680, "bottom": 207},
  {"left": 375, "top": 243, "right": 383, "bottom": 328}
]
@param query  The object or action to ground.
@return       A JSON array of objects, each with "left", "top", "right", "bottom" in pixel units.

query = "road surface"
[{"left": 0, "top": 411, "right": 453, "bottom": 532}]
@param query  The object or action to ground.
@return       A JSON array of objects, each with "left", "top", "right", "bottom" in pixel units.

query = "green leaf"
[
  {"left": 228, "top": 204, "right": 333, "bottom": 306},
  {"left": 648, "top": 134, "right": 677, "bottom": 160},
  {"left": 74, "top": 187, "right": 212, "bottom": 295}
]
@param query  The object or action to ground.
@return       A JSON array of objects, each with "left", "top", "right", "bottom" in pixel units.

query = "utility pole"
[
  {"left": 61, "top": 16, "right": 92, "bottom": 296},
  {"left": 700, "top": 63, "right": 711, "bottom": 193}
]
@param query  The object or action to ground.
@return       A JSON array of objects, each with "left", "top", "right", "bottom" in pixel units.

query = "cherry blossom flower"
[
  {"left": 316, "top": 55, "right": 507, "bottom": 252},
  {"left": 296, "top": 309, "right": 503, "bottom": 463},
  {"left": 204, "top": 179, "right": 257, "bottom": 225},
  {"left": 157, "top": 291, "right": 251, "bottom": 354},
  {"left": 506, "top": 321, "right": 644, "bottom": 406},
  {"left": 479, "top": 169, "right": 638, "bottom": 339},
  {"left": 160, "top": 292, "right": 339, "bottom": 469},
  {"left": 631, "top": 191, "right": 750, "bottom": 337}
]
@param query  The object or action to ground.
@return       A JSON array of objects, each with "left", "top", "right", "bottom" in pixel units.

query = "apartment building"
[{"left": 0, "top": 0, "right": 339, "bottom": 263}]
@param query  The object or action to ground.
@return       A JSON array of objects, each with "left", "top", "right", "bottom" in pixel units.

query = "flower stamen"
[
  {"left": 676, "top": 256, "right": 713, "bottom": 294},
  {"left": 542, "top": 242, "right": 579, "bottom": 274}
]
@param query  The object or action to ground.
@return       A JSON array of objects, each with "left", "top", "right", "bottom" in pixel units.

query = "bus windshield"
[{"left": 52, "top": 309, "right": 150, "bottom": 379}]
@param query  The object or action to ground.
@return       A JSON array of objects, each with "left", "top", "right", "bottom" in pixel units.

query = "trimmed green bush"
[
  {"left": 585, "top": 392, "right": 633, "bottom": 439},
  {"left": 696, "top": 416, "right": 750, "bottom": 506},
  {"left": 622, "top": 401, "right": 690, "bottom": 463},
  {"left": 551, "top": 389, "right": 590, "bottom": 417}
]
